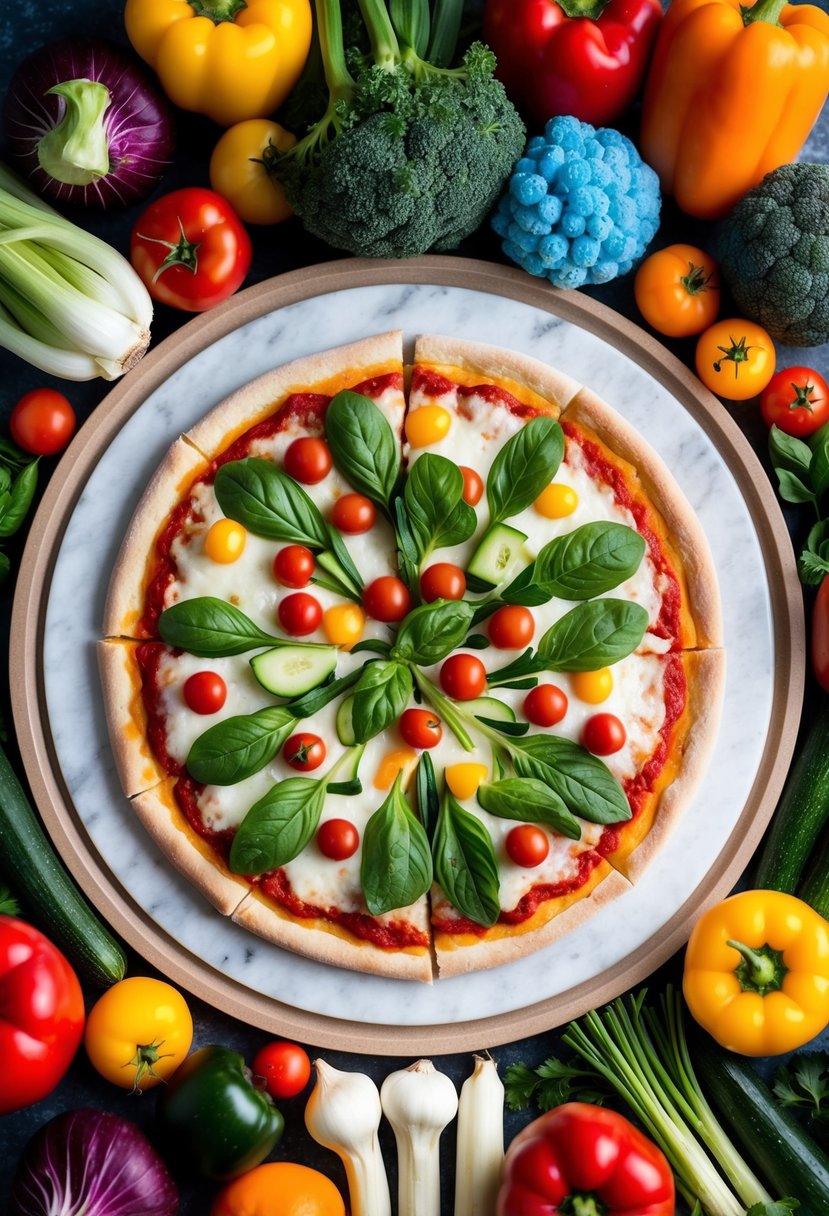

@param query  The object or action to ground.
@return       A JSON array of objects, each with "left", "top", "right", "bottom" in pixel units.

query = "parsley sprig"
[
  {"left": 503, "top": 1056, "right": 607, "bottom": 1112},
  {"left": 768, "top": 423, "right": 829, "bottom": 584},
  {"left": 773, "top": 1051, "right": 829, "bottom": 1144}
]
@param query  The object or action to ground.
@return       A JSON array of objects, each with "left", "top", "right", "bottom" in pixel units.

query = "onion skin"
[{"left": 3, "top": 40, "right": 175, "bottom": 210}]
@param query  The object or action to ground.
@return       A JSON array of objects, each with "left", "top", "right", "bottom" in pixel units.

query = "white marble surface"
[{"left": 43, "top": 283, "right": 773, "bottom": 1026}]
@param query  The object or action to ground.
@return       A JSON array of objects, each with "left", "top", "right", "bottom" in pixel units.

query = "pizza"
[{"left": 100, "top": 330, "right": 724, "bottom": 983}]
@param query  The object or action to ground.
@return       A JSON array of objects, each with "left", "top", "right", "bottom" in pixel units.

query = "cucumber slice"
[
  {"left": 467, "top": 523, "right": 528, "bottom": 590},
  {"left": 328, "top": 741, "right": 366, "bottom": 794},
  {"left": 464, "top": 696, "right": 516, "bottom": 724},
  {"left": 336, "top": 696, "right": 356, "bottom": 746},
  {"left": 250, "top": 645, "right": 337, "bottom": 697}
]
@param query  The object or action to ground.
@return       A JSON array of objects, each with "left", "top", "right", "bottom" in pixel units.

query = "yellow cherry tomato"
[
  {"left": 204, "top": 518, "right": 247, "bottom": 562},
  {"left": 445, "top": 762, "right": 488, "bottom": 801},
  {"left": 374, "top": 748, "right": 417, "bottom": 791},
  {"left": 634, "top": 244, "right": 720, "bottom": 338},
  {"left": 695, "top": 319, "right": 776, "bottom": 401},
  {"left": 212, "top": 1162, "right": 346, "bottom": 1216},
  {"left": 210, "top": 120, "right": 296, "bottom": 226},
  {"left": 535, "top": 483, "right": 578, "bottom": 519},
  {"left": 571, "top": 668, "right": 613, "bottom": 704},
  {"left": 405, "top": 405, "right": 451, "bottom": 448},
  {"left": 323, "top": 603, "right": 365, "bottom": 648},
  {"left": 84, "top": 977, "right": 193, "bottom": 1091}
]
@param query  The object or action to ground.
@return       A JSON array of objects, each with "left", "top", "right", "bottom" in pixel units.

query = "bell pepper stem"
[
  {"left": 188, "top": 0, "right": 247, "bottom": 21},
  {"left": 741, "top": 0, "right": 787, "bottom": 26},
  {"left": 726, "top": 939, "right": 787, "bottom": 994},
  {"left": 557, "top": 0, "right": 611, "bottom": 18},
  {"left": 38, "top": 80, "right": 111, "bottom": 187}
]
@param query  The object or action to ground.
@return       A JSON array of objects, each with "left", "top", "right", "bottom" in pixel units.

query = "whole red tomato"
[
  {"left": 251, "top": 1041, "right": 311, "bottom": 1100},
  {"left": 0, "top": 917, "right": 85, "bottom": 1114},
  {"left": 761, "top": 367, "right": 829, "bottom": 437},
  {"left": 131, "top": 188, "right": 252, "bottom": 313},
  {"left": 10, "top": 389, "right": 75, "bottom": 456}
]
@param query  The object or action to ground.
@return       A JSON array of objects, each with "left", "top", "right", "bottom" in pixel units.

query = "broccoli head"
[{"left": 719, "top": 163, "right": 829, "bottom": 348}]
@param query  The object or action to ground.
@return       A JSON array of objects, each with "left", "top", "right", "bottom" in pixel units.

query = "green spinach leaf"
[
  {"left": 229, "top": 777, "right": 326, "bottom": 873},
  {"left": 158, "top": 597, "right": 278, "bottom": 657},
  {"left": 394, "top": 599, "right": 475, "bottom": 665},
  {"left": 477, "top": 778, "right": 581, "bottom": 839},
  {"left": 325, "top": 390, "right": 400, "bottom": 507},
  {"left": 433, "top": 792, "right": 501, "bottom": 927},
  {"left": 360, "top": 774, "right": 433, "bottom": 915},
  {"left": 351, "top": 660, "right": 413, "bottom": 742},
  {"left": 187, "top": 706, "right": 296, "bottom": 785},
  {"left": 215, "top": 457, "right": 330, "bottom": 548},
  {"left": 487, "top": 417, "right": 564, "bottom": 525},
  {"left": 513, "top": 735, "right": 631, "bottom": 825},
  {"left": 538, "top": 599, "right": 649, "bottom": 671}
]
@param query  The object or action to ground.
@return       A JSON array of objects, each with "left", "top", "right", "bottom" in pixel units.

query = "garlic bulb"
[
  {"left": 304, "top": 1059, "right": 391, "bottom": 1216},
  {"left": 454, "top": 1054, "right": 505, "bottom": 1216},
  {"left": 380, "top": 1058, "right": 459, "bottom": 1216}
]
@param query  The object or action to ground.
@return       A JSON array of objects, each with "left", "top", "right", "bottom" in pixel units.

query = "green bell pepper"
[{"left": 157, "top": 1044, "right": 284, "bottom": 1179}]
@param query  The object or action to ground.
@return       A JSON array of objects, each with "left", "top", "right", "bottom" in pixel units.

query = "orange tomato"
[
  {"left": 84, "top": 977, "right": 193, "bottom": 1091},
  {"left": 695, "top": 319, "right": 776, "bottom": 402},
  {"left": 634, "top": 244, "right": 720, "bottom": 338},
  {"left": 211, "top": 1162, "right": 345, "bottom": 1216}
]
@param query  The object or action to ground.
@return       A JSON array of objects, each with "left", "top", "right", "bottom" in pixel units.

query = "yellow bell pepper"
[
  {"left": 683, "top": 889, "right": 829, "bottom": 1056},
  {"left": 125, "top": 0, "right": 313, "bottom": 127}
]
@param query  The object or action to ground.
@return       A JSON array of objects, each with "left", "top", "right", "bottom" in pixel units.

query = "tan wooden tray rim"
[{"left": 10, "top": 256, "right": 805, "bottom": 1054}]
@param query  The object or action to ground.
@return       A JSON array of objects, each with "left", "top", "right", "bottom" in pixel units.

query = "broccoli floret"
[
  {"left": 719, "top": 164, "right": 829, "bottom": 348},
  {"left": 276, "top": 0, "right": 525, "bottom": 259}
]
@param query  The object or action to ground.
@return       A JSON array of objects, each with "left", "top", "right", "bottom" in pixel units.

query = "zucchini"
[
  {"left": 463, "top": 696, "right": 517, "bottom": 724},
  {"left": 695, "top": 1035, "right": 829, "bottom": 1215},
  {"left": 798, "top": 822, "right": 829, "bottom": 918},
  {"left": 0, "top": 744, "right": 126, "bottom": 987},
  {"left": 328, "top": 744, "right": 366, "bottom": 795},
  {"left": 466, "top": 523, "right": 528, "bottom": 591},
  {"left": 250, "top": 644, "right": 338, "bottom": 697},
  {"left": 753, "top": 702, "right": 829, "bottom": 892},
  {"left": 335, "top": 696, "right": 356, "bottom": 746}
]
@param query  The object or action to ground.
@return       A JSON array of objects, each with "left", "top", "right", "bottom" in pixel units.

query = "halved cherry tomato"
[
  {"left": 274, "top": 545, "right": 314, "bottom": 588},
  {"left": 131, "top": 188, "right": 251, "bottom": 313},
  {"left": 813, "top": 575, "right": 829, "bottom": 694},
  {"left": 420, "top": 563, "right": 466, "bottom": 603},
  {"left": 278, "top": 592, "right": 322, "bottom": 635},
  {"left": 761, "top": 367, "right": 829, "bottom": 438},
  {"left": 582, "top": 713, "right": 626, "bottom": 755},
  {"left": 317, "top": 819, "right": 360, "bottom": 861},
  {"left": 251, "top": 1040, "right": 311, "bottom": 1100},
  {"left": 284, "top": 437, "right": 332, "bottom": 484},
  {"left": 460, "top": 465, "right": 484, "bottom": 506},
  {"left": 84, "top": 977, "right": 193, "bottom": 1091},
  {"left": 506, "top": 824, "right": 549, "bottom": 867},
  {"left": 204, "top": 518, "right": 246, "bottom": 563},
  {"left": 489, "top": 605, "right": 535, "bottom": 649},
  {"left": 399, "top": 708, "right": 443, "bottom": 749},
  {"left": 10, "top": 389, "right": 75, "bottom": 456},
  {"left": 284, "top": 733, "right": 326, "bottom": 771},
  {"left": 524, "top": 683, "right": 568, "bottom": 727},
  {"left": 363, "top": 576, "right": 411, "bottom": 622},
  {"left": 183, "top": 671, "right": 227, "bottom": 714},
  {"left": 331, "top": 493, "right": 376, "bottom": 533},
  {"left": 209, "top": 120, "right": 296, "bottom": 226},
  {"left": 634, "top": 244, "right": 720, "bottom": 338},
  {"left": 440, "top": 653, "right": 486, "bottom": 700},
  {"left": 695, "top": 319, "right": 776, "bottom": 401}
]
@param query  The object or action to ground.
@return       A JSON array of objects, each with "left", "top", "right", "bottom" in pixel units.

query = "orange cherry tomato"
[
  {"left": 84, "top": 977, "right": 193, "bottom": 1091},
  {"left": 634, "top": 244, "right": 720, "bottom": 338},
  {"left": 363, "top": 576, "right": 411, "bottom": 622},
  {"left": 10, "top": 389, "right": 75, "bottom": 455},
  {"left": 506, "top": 824, "right": 549, "bottom": 867},
  {"left": 460, "top": 465, "right": 484, "bottom": 506},
  {"left": 489, "top": 605, "right": 535, "bottom": 649},
  {"left": 695, "top": 319, "right": 776, "bottom": 401},
  {"left": 251, "top": 1041, "right": 311, "bottom": 1100},
  {"left": 331, "top": 493, "right": 376, "bottom": 533},
  {"left": 440, "top": 653, "right": 486, "bottom": 700},
  {"left": 284, "top": 437, "right": 332, "bottom": 484},
  {"left": 183, "top": 671, "right": 227, "bottom": 714},
  {"left": 420, "top": 563, "right": 466, "bottom": 602}
]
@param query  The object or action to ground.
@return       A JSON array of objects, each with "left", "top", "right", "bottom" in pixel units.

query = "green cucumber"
[
  {"left": 753, "top": 702, "right": 829, "bottom": 892},
  {"left": 250, "top": 645, "right": 337, "bottom": 698},
  {"left": 335, "top": 696, "right": 356, "bottom": 746},
  {"left": 466, "top": 523, "right": 528, "bottom": 591},
  {"left": 464, "top": 696, "right": 516, "bottom": 724},
  {"left": 695, "top": 1035, "right": 829, "bottom": 1215},
  {"left": 0, "top": 744, "right": 126, "bottom": 987},
  {"left": 798, "top": 821, "right": 829, "bottom": 918}
]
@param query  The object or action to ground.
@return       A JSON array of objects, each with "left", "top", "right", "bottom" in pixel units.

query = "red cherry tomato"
[
  {"left": 399, "top": 708, "right": 443, "bottom": 749},
  {"left": 10, "top": 389, "right": 76, "bottom": 456},
  {"left": 813, "top": 575, "right": 829, "bottom": 694},
  {"left": 278, "top": 592, "right": 322, "bottom": 636},
  {"left": 251, "top": 1040, "right": 312, "bottom": 1100},
  {"left": 506, "top": 824, "right": 549, "bottom": 867},
  {"left": 131, "top": 188, "right": 251, "bottom": 312},
  {"left": 524, "top": 683, "right": 568, "bottom": 727},
  {"left": 440, "top": 653, "right": 487, "bottom": 700},
  {"left": 331, "top": 493, "right": 376, "bottom": 533},
  {"left": 582, "top": 713, "right": 627, "bottom": 755},
  {"left": 273, "top": 545, "right": 315, "bottom": 588},
  {"left": 363, "top": 576, "right": 411, "bottom": 622},
  {"left": 760, "top": 367, "right": 829, "bottom": 438},
  {"left": 284, "top": 437, "right": 332, "bottom": 484},
  {"left": 420, "top": 563, "right": 466, "bottom": 603},
  {"left": 460, "top": 465, "right": 484, "bottom": 506},
  {"left": 317, "top": 818, "right": 360, "bottom": 861},
  {"left": 489, "top": 605, "right": 535, "bottom": 649},
  {"left": 183, "top": 671, "right": 227, "bottom": 714},
  {"left": 284, "top": 732, "right": 326, "bottom": 771}
]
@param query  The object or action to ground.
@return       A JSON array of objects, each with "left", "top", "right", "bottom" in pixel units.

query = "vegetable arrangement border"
[{"left": 9, "top": 255, "right": 805, "bottom": 1054}]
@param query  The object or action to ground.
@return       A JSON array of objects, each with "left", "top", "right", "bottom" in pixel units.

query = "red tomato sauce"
[
  {"left": 260, "top": 870, "right": 429, "bottom": 950},
  {"left": 135, "top": 643, "right": 183, "bottom": 775}
]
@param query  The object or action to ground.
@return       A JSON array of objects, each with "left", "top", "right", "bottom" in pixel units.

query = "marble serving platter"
[{"left": 11, "top": 259, "right": 803, "bottom": 1052}]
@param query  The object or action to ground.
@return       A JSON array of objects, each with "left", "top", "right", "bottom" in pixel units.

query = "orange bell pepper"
[
  {"left": 125, "top": 0, "right": 313, "bottom": 127},
  {"left": 640, "top": 0, "right": 829, "bottom": 220}
]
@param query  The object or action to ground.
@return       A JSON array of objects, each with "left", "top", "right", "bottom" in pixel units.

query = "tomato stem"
[
  {"left": 680, "top": 262, "right": 715, "bottom": 297},
  {"left": 789, "top": 382, "right": 817, "bottom": 413},
  {"left": 135, "top": 218, "right": 200, "bottom": 283},
  {"left": 126, "top": 1038, "right": 174, "bottom": 1091},
  {"left": 712, "top": 335, "right": 754, "bottom": 379}
]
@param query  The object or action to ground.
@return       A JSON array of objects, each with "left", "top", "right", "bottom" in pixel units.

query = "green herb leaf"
[
  {"left": 433, "top": 792, "right": 500, "bottom": 927},
  {"left": 416, "top": 751, "right": 440, "bottom": 840},
  {"left": 513, "top": 735, "right": 631, "bottom": 825},
  {"left": 361, "top": 773, "right": 433, "bottom": 915},
  {"left": 773, "top": 1052, "right": 829, "bottom": 1137},
  {"left": 810, "top": 422, "right": 829, "bottom": 502},
  {"left": 0, "top": 552, "right": 10, "bottom": 582},
  {"left": 486, "top": 647, "right": 549, "bottom": 687},
  {"left": 478, "top": 778, "right": 581, "bottom": 839},
  {"left": 286, "top": 666, "right": 363, "bottom": 718},
  {"left": 0, "top": 459, "right": 38, "bottom": 538},
  {"left": 351, "top": 660, "right": 413, "bottom": 742},
  {"left": 215, "top": 457, "right": 330, "bottom": 548},
  {"left": 0, "top": 882, "right": 20, "bottom": 916},
  {"left": 799, "top": 521, "right": 829, "bottom": 586},
  {"left": 769, "top": 425, "right": 813, "bottom": 479},
  {"left": 158, "top": 597, "right": 278, "bottom": 657},
  {"left": 745, "top": 1202, "right": 800, "bottom": 1216},
  {"left": 487, "top": 417, "right": 564, "bottom": 525},
  {"left": 187, "top": 706, "right": 296, "bottom": 786},
  {"left": 775, "top": 469, "right": 819, "bottom": 507},
  {"left": 229, "top": 777, "right": 326, "bottom": 873},
  {"left": 475, "top": 716, "right": 530, "bottom": 737},
  {"left": 537, "top": 599, "right": 649, "bottom": 671},
  {"left": 395, "top": 599, "right": 475, "bottom": 665},
  {"left": 403, "top": 453, "right": 476, "bottom": 561},
  {"left": 327, "top": 779, "right": 362, "bottom": 796},
  {"left": 504, "top": 523, "right": 646, "bottom": 604},
  {"left": 503, "top": 1062, "right": 540, "bottom": 1111},
  {"left": 324, "top": 530, "right": 364, "bottom": 593},
  {"left": 325, "top": 390, "right": 400, "bottom": 507}
]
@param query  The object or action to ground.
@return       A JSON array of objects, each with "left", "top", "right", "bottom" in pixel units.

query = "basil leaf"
[
  {"left": 404, "top": 454, "right": 476, "bottom": 560},
  {"left": 416, "top": 751, "right": 439, "bottom": 840},
  {"left": 286, "top": 666, "right": 363, "bottom": 717},
  {"left": 395, "top": 599, "right": 475, "bottom": 665},
  {"left": 0, "top": 552, "right": 9, "bottom": 582},
  {"left": 229, "top": 777, "right": 325, "bottom": 874},
  {"left": 775, "top": 469, "right": 818, "bottom": 507},
  {"left": 361, "top": 774, "right": 433, "bottom": 914},
  {"left": 487, "top": 417, "right": 564, "bottom": 525},
  {"left": 325, "top": 528, "right": 364, "bottom": 593},
  {"left": 538, "top": 599, "right": 649, "bottom": 671},
  {"left": 504, "top": 523, "right": 646, "bottom": 604},
  {"left": 0, "top": 460, "right": 38, "bottom": 538},
  {"left": 187, "top": 706, "right": 296, "bottom": 785},
  {"left": 809, "top": 422, "right": 829, "bottom": 501},
  {"left": 799, "top": 520, "right": 829, "bottom": 586},
  {"left": 159, "top": 597, "right": 278, "bottom": 657},
  {"left": 513, "top": 735, "right": 630, "bottom": 825},
  {"left": 769, "top": 425, "right": 813, "bottom": 479},
  {"left": 351, "top": 660, "right": 413, "bottom": 742},
  {"left": 433, "top": 793, "right": 500, "bottom": 927},
  {"left": 215, "top": 457, "right": 329, "bottom": 548},
  {"left": 478, "top": 778, "right": 581, "bottom": 839},
  {"left": 325, "top": 390, "right": 400, "bottom": 507}
]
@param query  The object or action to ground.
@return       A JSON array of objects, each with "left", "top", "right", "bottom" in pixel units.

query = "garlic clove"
[
  {"left": 381, "top": 1058, "right": 459, "bottom": 1216},
  {"left": 305, "top": 1059, "right": 391, "bottom": 1216},
  {"left": 454, "top": 1054, "right": 505, "bottom": 1216}
]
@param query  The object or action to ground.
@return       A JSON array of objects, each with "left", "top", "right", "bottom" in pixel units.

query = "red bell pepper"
[
  {"left": 0, "top": 916, "right": 85, "bottom": 1114},
  {"left": 497, "top": 1102, "right": 675, "bottom": 1216},
  {"left": 484, "top": 0, "right": 662, "bottom": 130},
  {"left": 814, "top": 575, "right": 829, "bottom": 694}
]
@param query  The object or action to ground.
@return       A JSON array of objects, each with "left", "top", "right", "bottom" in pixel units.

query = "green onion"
[{"left": 0, "top": 162, "right": 152, "bottom": 380}]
